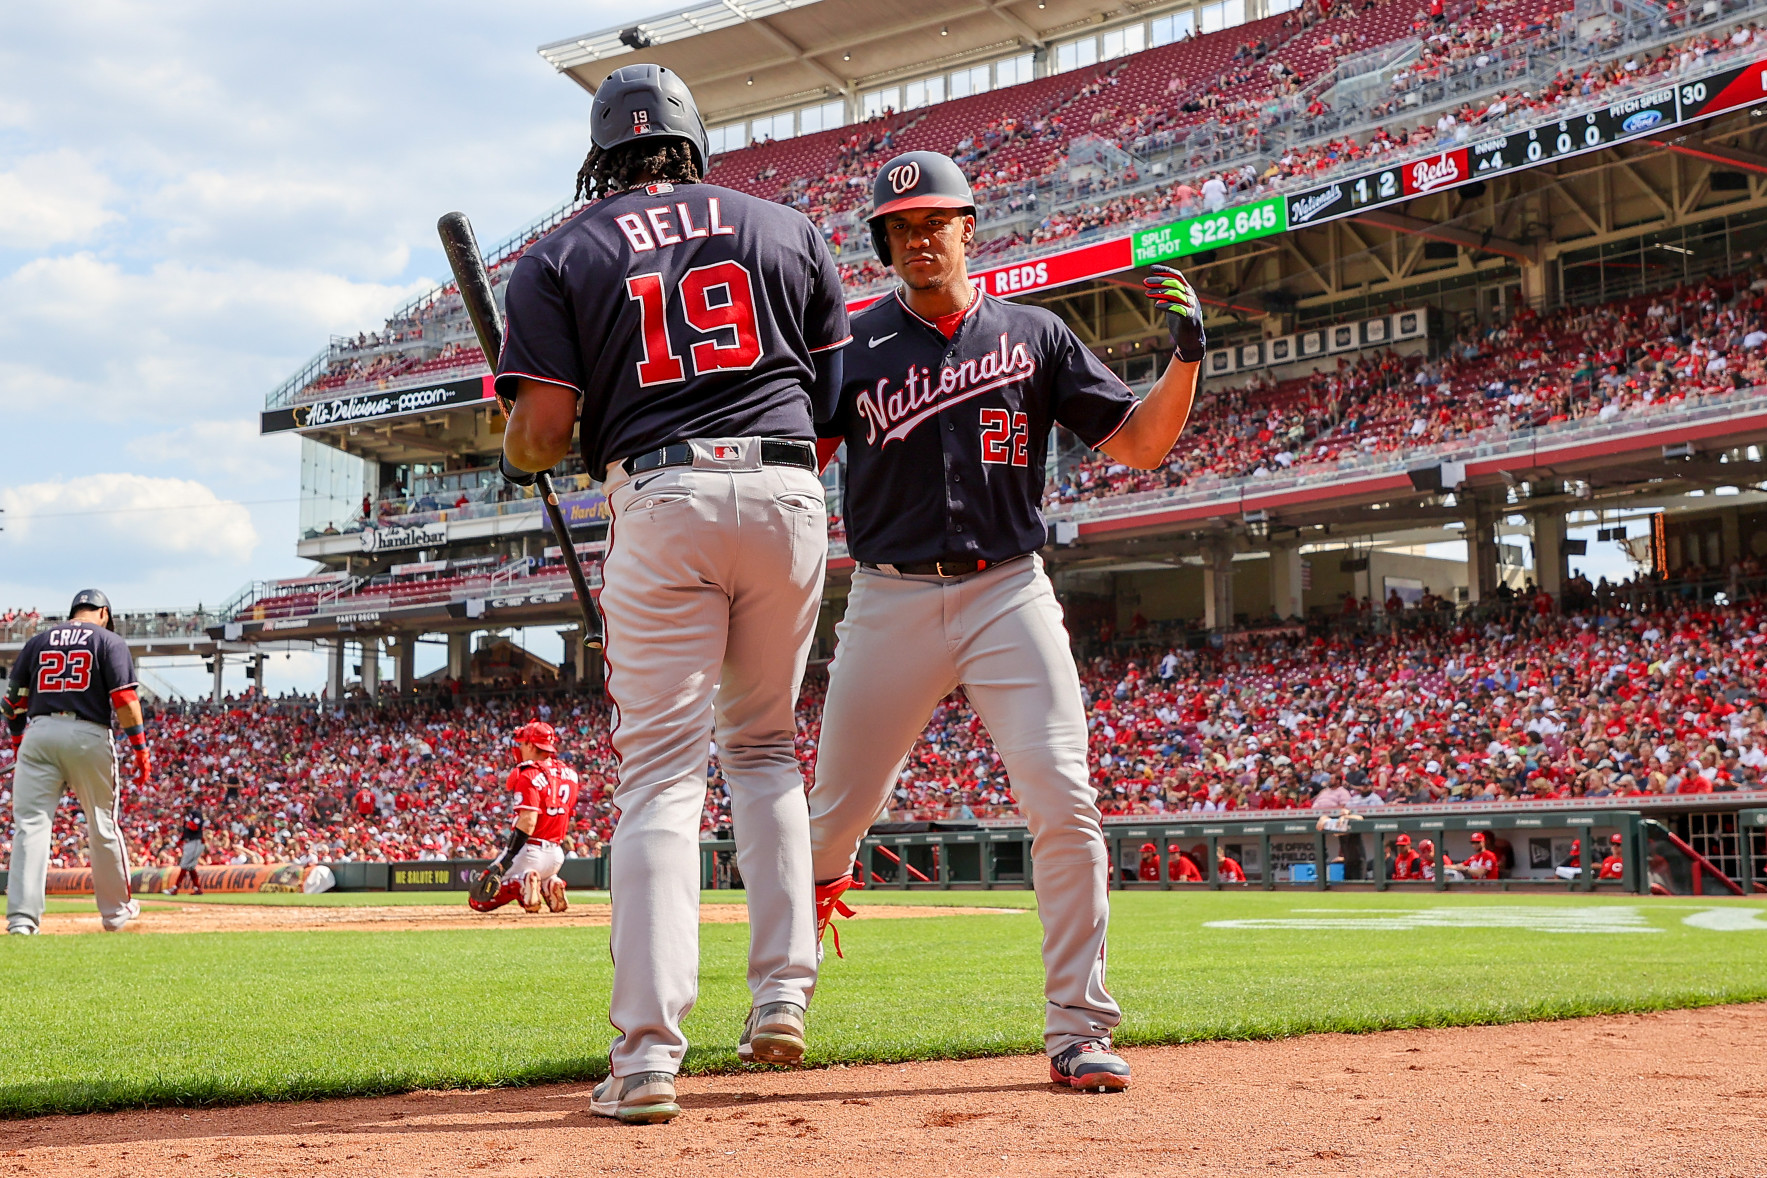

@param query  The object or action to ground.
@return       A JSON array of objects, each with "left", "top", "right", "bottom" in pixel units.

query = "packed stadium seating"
[
  {"left": 285, "top": 0, "right": 1767, "bottom": 404},
  {"left": 1056, "top": 264, "right": 1767, "bottom": 503},
  {"left": 8, "top": 581, "right": 1763, "bottom": 869}
]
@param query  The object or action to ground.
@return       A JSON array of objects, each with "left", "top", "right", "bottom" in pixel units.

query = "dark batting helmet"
[
  {"left": 513, "top": 721, "right": 558, "bottom": 755},
  {"left": 867, "top": 150, "right": 975, "bottom": 265},
  {"left": 69, "top": 588, "right": 114, "bottom": 630},
  {"left": 590, "top": 63, "right": 710, "bottom": 173}
]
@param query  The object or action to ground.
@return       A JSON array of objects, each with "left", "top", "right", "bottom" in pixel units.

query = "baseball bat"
[{"left": 437, "top": 211, "right": 605, "bottom": 651}]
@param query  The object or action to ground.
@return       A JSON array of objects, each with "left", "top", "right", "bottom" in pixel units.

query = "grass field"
[{"left": 5, "top": 890, "right": 1765, "bottom": 1118}]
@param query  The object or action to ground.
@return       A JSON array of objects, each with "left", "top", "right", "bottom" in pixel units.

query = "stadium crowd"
[
  {"left": 1055, "top": 265, "right": 1767, "bottom": 503},
  {"left": 5, "top": 582, "right": 1763, "bottom": 868}
]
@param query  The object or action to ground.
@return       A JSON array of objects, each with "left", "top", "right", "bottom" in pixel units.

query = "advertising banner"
[
  {"left": 556, "top": 491, "right": 610, "bottom": 527},
  {"left": 360, "top": 521, "right": 449, "bottom": 553},
  {"left": 1131, "top": 196, "right": 1286, "bottom": 265},
  {"left": 47, "top": 863, "right": 335, "bottom": 894},
  {"left": 261, "top": 375, "right": 494, "bottom": 435}
]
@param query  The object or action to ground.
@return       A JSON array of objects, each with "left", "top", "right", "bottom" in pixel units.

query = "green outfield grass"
[{"left": 4, "top": 890, "right": 1765, "bottom": 1117}]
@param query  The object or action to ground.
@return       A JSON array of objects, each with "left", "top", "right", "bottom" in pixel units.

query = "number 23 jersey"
[{"left": 823, "top": 289, "right": 1139, "bottom": 566}]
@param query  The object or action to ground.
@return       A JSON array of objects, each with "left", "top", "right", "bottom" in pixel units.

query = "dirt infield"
[
  {"left": 4, "top": 1004, "right": 1763, "bottom": 1177},
  {"left": 35, "top": 900, "right": 1027, "bottom": 935}
]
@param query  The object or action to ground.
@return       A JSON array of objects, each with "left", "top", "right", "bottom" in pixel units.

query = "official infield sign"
[{"left": 1132, "top": 197, "right": 1287, "bottom": 265}]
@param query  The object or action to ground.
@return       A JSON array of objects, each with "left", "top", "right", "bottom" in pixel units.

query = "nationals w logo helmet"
[{"left": 867, "top": 150, "right": 976, "bottom": 265}]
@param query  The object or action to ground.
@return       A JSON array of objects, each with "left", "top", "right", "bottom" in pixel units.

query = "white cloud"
[
  {"left": 125, "top": 419, "right": 301, "bottom": 481},
  {"left": 0, "top": 254, "right": 433, "bottom": 422},
  {"left": 0, "top": 150, "right": 117, "bottom": 248},
  {"left": 1, "top": 473, "right": 257, "bottom": 564}
]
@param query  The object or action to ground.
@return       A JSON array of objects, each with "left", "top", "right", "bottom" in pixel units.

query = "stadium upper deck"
[{"left": 223, "top": 0, "right": 1767, "bottom": 702}]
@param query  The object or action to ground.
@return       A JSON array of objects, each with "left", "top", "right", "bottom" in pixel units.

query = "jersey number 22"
[{"left": 980, "top": 409, "right": 1029, "bottom": 467}]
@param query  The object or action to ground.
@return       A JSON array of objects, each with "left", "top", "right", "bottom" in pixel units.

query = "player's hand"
[
  {"left": 499, "top": 452, "right": 539, "bottom": 489},
  {"left": 133, "top": 746, "right": 152, "bottom": 783},
  {"left": 1142, "top": 264, "right": 1207, "bottom": 363}
]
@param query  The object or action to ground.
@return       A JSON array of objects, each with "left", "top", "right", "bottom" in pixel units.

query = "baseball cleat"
[
  {"left": 814, "top": 874, "right": 860, "bottom": 959},
  {"left": 7, "top": 921, "right": 38, "bottom": 935},
  {"left": 101, "top": 899, "right": 141, "bottom": 933},
  {"left": 1049, "top": 1040, "right": 1131, "bottom": 1092},
  {"left": 738, "top": 1000, "right": 807, "bottom": 1065},
  {"left": 591, "top": 1071, "right": 680, "bottom": 1124},
  {"left": 519, "top": 871, "right": 543, "bottom": 914},
  {"left": 542, "top": 877, "right": 568, "bottom": 913}
]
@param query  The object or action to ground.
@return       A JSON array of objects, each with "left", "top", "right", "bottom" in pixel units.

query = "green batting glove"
[{"left": 1142, "top": 264, "right": 1207, "bottom": 363}]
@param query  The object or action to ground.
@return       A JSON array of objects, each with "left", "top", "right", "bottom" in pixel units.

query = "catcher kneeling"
[{"left": 469, "top": 721, "right": 581, "bottom": 914}]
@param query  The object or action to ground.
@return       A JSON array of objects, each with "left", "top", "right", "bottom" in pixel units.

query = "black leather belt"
[
  {"left": 627, "top": 438, "right": 816, "bottom": 476},
  {"left": 861, "top": 554, "right": 1030, "bottom": 579}
]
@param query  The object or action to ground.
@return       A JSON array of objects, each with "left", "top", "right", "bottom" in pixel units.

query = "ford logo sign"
[{"left": 1622, "top": 109, "right": 1663, "bottom": 133}]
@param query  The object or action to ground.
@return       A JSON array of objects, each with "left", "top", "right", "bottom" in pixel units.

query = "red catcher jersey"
[{"left": 506, "top": 758, "right": 581, "bottom": 843}]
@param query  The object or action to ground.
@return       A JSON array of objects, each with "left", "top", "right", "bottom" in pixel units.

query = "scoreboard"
[{"left": 1283, "top": 53, "right": 1767, "bottom": 231}]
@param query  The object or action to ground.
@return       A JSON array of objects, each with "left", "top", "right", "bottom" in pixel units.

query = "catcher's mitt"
[{"left": 469, "top": 864, "right": 505, "bottom": 908}]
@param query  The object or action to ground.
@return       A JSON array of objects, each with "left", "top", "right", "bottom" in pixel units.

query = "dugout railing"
[{"left": 693, "top": 805, "right": 1767, "bottom": 895}]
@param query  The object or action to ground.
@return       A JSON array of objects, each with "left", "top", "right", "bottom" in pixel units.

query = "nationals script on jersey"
[
  {"left": 496, "top": 182, "right": 850, "bottom": 479},
  {"left": 822, "top": 290, "right": 1138, "bottom": 565},
  {"left": 506, "top": 758, "right": 582, "bottom": 843}
]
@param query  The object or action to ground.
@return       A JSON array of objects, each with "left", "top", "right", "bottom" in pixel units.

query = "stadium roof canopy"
[{"left": 538, "top": 0, "right": 1158, "bottom": 123}]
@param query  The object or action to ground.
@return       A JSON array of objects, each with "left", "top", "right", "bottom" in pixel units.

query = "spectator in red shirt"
[{"left": 354, "top": 786, "right": 377, "bottom": 819}]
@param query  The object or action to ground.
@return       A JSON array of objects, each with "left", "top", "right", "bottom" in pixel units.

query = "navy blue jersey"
[
  {"left": 7, "top": 621, "right": 136, "bottom": 729},
  {"left": 822, "top": 290, "right": 1137, "bottom": 565},
  {"left": 495, "top": 182, "right": 851, "bottom": 479}
]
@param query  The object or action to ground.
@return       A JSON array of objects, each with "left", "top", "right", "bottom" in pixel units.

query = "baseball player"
[
  {"left": 495, "top": 64, "right": 849, "bottom": 1124},
  {"left": 1598, "top": 833, "right": 1626, "bottom": 880},
  {"left": 1461, "top": 831, "right": 1501, "bottom": 879},
  {"left": 806, "top": 150, "right": 1204, "bottom": 1093},
  {"left": 468, "top": 721, "right": 579, "bottom": 915},
  {"left": 2, "top": 589, "right": 149, "bottom": 934},
  {"left": 169, "top": 804, "right": 205, "bottom": 895}
]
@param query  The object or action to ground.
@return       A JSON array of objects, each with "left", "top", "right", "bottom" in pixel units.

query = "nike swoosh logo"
[
  {"left": 868, "top": 333, "right": 898, "bottom": 348},
  {"left": 633, "top": 473, "right": 666, "bottom": 492}
]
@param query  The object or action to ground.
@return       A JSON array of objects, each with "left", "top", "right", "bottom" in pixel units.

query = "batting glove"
[
  {"left": 499, "top": 452, "right": 539, "bottom": 489},
  {"left": 133, "top": 746, "right": 152, "bottom": 784},
  {"left": 1142, "top": 264, "right": 1207, "bottom": 363}
]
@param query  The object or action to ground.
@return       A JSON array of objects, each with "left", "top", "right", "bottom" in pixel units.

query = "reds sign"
[{"left": 1402, "top": 148, "right": 1470, "bottom": 196}]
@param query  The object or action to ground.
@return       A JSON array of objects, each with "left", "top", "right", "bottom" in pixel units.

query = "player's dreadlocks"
[{"left": 575, "top": 139, "right": 702, "bottom": 202}]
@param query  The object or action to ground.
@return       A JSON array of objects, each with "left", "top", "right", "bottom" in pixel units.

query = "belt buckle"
[{"left": 935, "top": 561, "right": 970, "bottom": 579}]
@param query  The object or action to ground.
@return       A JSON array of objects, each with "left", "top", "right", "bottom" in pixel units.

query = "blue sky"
[{"left": 0, "top": 1, "right": 666, "bottom": 618}]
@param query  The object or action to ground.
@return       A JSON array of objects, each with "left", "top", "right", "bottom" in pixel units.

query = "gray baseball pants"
[
  {"left": 7, "top": 714, "right": 133, "bottom": 932},
  {"left": 601, "top": 437, "right": 827, "bottom": 1078},
  {"left": 808, "top": 554, "right": 1121, "bottom": 1055}
]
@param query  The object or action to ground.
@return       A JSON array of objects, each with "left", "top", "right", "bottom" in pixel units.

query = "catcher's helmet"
[
  {"left": 591, "top": 63, "right": 710, "bottom": 174},
  {"left": 69, "top": 588, "right": 114, "bottom": 630},
  {"left": 513, "top": 721, "right": 558, "bottom": 754},
  {"left": 867, "top": 150, "right": 975, "bottom": 265}
]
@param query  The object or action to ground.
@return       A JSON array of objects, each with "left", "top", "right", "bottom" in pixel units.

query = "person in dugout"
[
  {"left": 1215, "top": 847, "right": 1246, "bottom": 883},
  {"left": 1598, "top": 833, "right": 1627, "bottom": 880},
  {"left": 1460, "top": 831, "right": 1501, "bottom": 879},
  {"left": 1387, "top": 833, "right": 1425, "bottom": 881},
  {"left": 1137, "top": 842, "right": 1161, "bottom": 882},
  {"left": 1168, "top": 843, "right": 1203, "bottom": 882}
]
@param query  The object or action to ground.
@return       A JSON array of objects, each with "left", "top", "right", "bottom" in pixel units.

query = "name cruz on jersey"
[{"left": 825, "top": 290, "right": 1138, "bottom": 567}]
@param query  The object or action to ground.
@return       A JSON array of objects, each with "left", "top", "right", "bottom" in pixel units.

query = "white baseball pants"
[
  {"left": 506, "top": 839, "right": 565, "bottom": 882},
  {"left": 7, "top": 714, "right": 134, "bottom": 932},
  {"left": 601, "top": 437, "right": 827, "bottom": 1078},
  {"left": 808, "top": 554, "right": 1121, "bottom": 1055}
]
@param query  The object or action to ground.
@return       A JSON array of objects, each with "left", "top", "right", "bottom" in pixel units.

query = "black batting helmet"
[
  {"left": 69, "top": 588, "right": 114, "bottom": 630},
  {"left": 867, "top": 150, "right": 976, "bottom": 265},
  {"left": 591, "top": 64, "right": 710, "bottom": 174}
]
